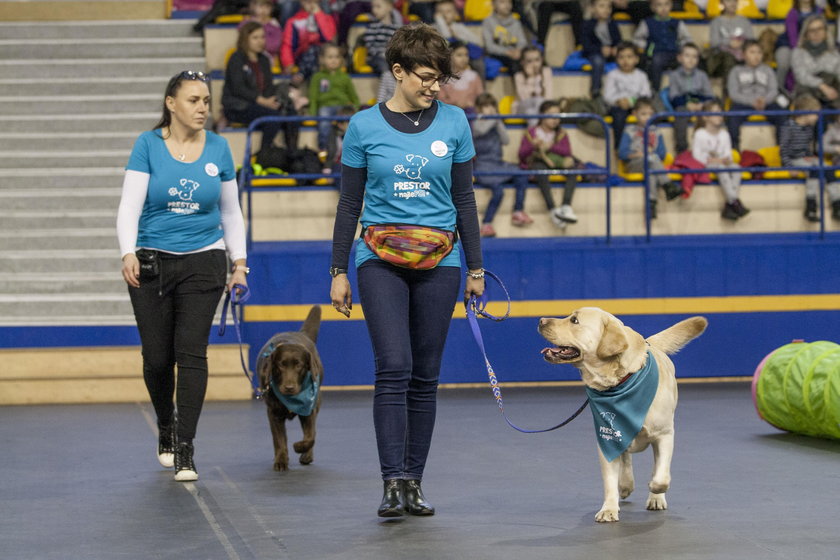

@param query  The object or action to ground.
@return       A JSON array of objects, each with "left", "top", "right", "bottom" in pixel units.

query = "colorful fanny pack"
[{"left": 363, "top": 224, "right": 456, "bottom": 270}]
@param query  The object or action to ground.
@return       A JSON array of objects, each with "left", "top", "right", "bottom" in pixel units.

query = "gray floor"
[{"left": 2, "top": 383, "right": 838, "bottom": 560}]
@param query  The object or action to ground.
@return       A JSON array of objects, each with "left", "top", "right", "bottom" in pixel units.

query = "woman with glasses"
[
  {"left": 117, "top": 70, "right": 248, "bottom": 481},
  {"left": 791, "top": 14, "right": 840, "bottom": 108},
  {"left": 329, "top": 23, "right": 485, "bottom": 517},
  {"left": 222, "top": 21, "right": 299, "bottom": 153}
]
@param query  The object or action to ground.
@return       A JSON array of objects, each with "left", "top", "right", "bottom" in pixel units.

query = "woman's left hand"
[
  {"left": 227, "top": 269, "right": 248, "bottom": 297},
  {"left": 464, "top": 274, "right": 485, "bottom": 305}
]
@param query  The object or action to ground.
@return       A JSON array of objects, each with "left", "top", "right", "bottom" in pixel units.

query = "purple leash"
[
  {"left": 218, "top": 284, "right": 261, "bottom": 396},
  {"left": 466, "top": 270, "right": 588, "bottom": 433}
]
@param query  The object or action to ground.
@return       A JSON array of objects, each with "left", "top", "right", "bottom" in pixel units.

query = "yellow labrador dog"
[{"left": 538, "top": 307, "right": 707, "bottom": 522}]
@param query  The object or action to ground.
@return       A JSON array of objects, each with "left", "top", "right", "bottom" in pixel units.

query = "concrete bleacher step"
[
  {"left": 0, "top": 168, "right": 124, "bottom": 190},
  {"left": 0, "top": 272, "right": 125, "bottom": 295},
  {"left": 0, "top": 132, "right": 137, "bottom": 152},
  {"left": 0, "top": 94, "right": 161, "bottom": 115},
  {"left": 0, "top": 150, "right": 129, "bottom": 169},
  {"left": 0, "top": 209, "right": 116, "bottom": 230},
  {"left": 0, "top": 249, "right": 120, "bottom": 274},
  {"left": 0, "top": 113, "right": 159, "bottom": 134},
  {"left": 0, "top": 58, "right": 205, "bottom": 79},
  {"left": 0, "top": 229, "right": 117, "bottom": 251},
  {"left": 0, "top": 76, "right": 167, "bottom": 97},
  {"left": 0, "top": 1, "right": 167, "bottom": 22},
  {"left": 0, "top": 293, "right": 133, "bottom": 321},
  {"left": 0, "top": 20, "right": 195, "bottom": 40},
  {"left": 0, "top": 38, "right": 203, "bottom": 60},
  {"left": 0, "top": 345, "right": 253, "bottom": 405}
]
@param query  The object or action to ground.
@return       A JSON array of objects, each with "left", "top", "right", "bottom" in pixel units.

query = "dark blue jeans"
[
  {"left": 357, "top": 260, "right": 461, "bottom": 481},
  {"left": 128, "top": 249, "right": 227, "bottom": 442},
  {"left": 480, "top": 174, "right": 529, "bottom": 224}
]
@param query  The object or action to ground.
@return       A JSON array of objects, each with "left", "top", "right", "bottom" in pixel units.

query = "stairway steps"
[
  {"left": 0, "top": 229, "right": 117, "bottom": 250},
  {"left": 0, "top": 132, "right": 137, "bottom": 152},
  {"left": 0, "top": 210, "right": 117, "bottom": 229},
  {"left": 0, "top": 249, "right": 120, "bottom": 273},
  {"left": 0, "top": 76, "right": 168, "bottom": 97},
  {"left": 0, "top": 293, "right": 134, "bottom": 319},
  {"left": 0, "top": 151, "right": 130, "bottom": 169},
  {"left": 0, "top": 94, "right": 161, "bottom": 115},
  {"left": 0, "top": 58, "right": 206, "bottom": 79},
  {"left": 0, "top": 272, "right": 124, "bottom": 294},
  {"left": 0, "top": 168, "right": 124, "bottom": 190},
  {"left": 0, "top": 20, "right": 196, "bottom": 40},
  {"left": 0, "top": 38, "right": 203, "bottom": 60},
  {"left": 0, "top": 113, "right": 159, "bottom": 134}
]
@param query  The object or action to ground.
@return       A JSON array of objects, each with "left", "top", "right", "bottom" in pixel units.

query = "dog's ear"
[{"left": 596, "top": 316, "right": 629, "bottom": 359}]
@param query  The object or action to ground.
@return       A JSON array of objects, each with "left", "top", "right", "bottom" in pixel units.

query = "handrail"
[
  {"left": 237, "top": 112, "right": 614, "bottom": 248},
  {"left": 642, "top": 108, "right": 840, "bottom": 241}
]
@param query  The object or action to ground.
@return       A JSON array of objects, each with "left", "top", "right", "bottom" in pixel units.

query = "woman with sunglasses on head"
[
  {"left": 117, "top": 70, "right": 248, "bottom": 482},
  {"left": 329, "top": 23, "right": 485, "bottom": 518}
]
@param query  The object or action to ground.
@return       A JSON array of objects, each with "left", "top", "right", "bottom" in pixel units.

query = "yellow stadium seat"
[
  {"left": 756, "top": 145, "right": 804, "bottom": 178},
  {"left": 498, "top": 95, "right": 526, "bottom": 125},
  {"left": 766, "top": 0, "right": 792, "bottom": 19},
  {"left": 355, "top": 13, "right": 372, "bottom": 22},
  {"left": 352, "top": 45, "right": 373, "bottom": 73},
  {"left": 251, "top": 177, "right": 297, "bottom": 186},
  {"left": 464, "top": 0, "right": 492, "bottom": 21},
  {"left": 706, "top": 0, "right": 763, "bottom": 18},
  {"left": 216, "top": 14, "right": 245, "bottom": 24}
]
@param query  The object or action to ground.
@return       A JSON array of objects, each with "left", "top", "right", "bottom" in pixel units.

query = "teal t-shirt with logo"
[
  {"left": 126, "top": 129, "right": 236, "bottom": 253},
  {"left": 341, "top": 101, "right": 476, "bottom": 268}
]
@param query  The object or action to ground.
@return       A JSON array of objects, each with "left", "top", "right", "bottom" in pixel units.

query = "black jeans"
[
  {"left": 128, "top": 249, "right": 227, "bottom": 442},
  {"left": 357, "top": 260, "right": 461, "bottom": 481}
]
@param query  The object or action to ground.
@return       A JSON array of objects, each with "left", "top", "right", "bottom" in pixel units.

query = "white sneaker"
[
  {"left": 558, "top": 204, "right": 578, "bottom": 223},
  {"left": 549, "top": 207, "right": 565, "bottom": 227}
]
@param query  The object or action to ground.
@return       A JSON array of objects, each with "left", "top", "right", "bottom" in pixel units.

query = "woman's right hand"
[
  {"left": 330, "top": 275, "right": 352, "bottom": 318},
  {"left": 122, "top": 254, "right": 140, "bottom": 288}
]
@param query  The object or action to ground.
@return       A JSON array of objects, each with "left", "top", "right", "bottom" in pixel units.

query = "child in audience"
[
  {"left": 618, "top": 97, "right": 683, "bottom": 219},
  {"left": 581, "top": 0, "right": 622, "bottom": 99},
  {"left": 692, "top": 99, "right": 750, "bottom": 220},
  {"left": 472, "top": 93, "right": 533, "bottom": 237},
  {"left": 361, "top": 0, "right": 404, "bottom": 74},
  {"left": 668, "top": 43, "right": 714, "bottom": 154},
  {"left": 323, "top": 105, "right": 355, "bottom": 177},
  {"left": 726, "top": 39, "right": 786, "bottom": 149},
  {"left": 706, "top": 0, "right": 753, "bottom": 81},
  {"left": 604, "top": 41, "right": 652, "bottom": 148},
  {"left": 280, "top": 0, "right": 337, "bottom": 79},
  {"left": 438, "top": 41, "right": 484, "bottom": 112},
  {"left": 518, "top": 99, "right": 579, "bottom": 227},
  {"left": 482, "top": 0, "right": 528, "bottom": 75},
  {"left": 308, "top": 43, "right": 360, "bottom": 152},
  {"left": 775, "top": 0, "right": 823, "bottom": 96},
  {"left": 513, "top": 45, "right": 553, "bottom": 124},
  {"left": 780, "top": 93, "right": 840, "bottom": 222},
  {"left": 632, "top": 0, "right": 691, "bottom": 89},
  {"left": 434, "top": 0, "right": 485, "bottom": 77},
  {"left": 239, "top": 0, "right": 283, "bottom": 63}
]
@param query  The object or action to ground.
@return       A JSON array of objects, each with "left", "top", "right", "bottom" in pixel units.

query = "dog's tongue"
[{"left": 540, "top": 347, "right": 556, "bottom": 355}]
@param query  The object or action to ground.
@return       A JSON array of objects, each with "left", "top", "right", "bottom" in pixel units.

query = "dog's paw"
[
  {"left": 619, "top": 482, "right": 635, "bottom": 499},
  {"left": 299, "top": 450, "right": 313, "bottom": 465},
  {"left": 293, "top": 440, "right": 313, "bottom": 453},
  {"left": 595, "top": 508, "right": 620, "bottom": 523},
  {"left": 646, "top": 493, "right": 668, "bottom": 511},
  {"left": 273, "top": 460, "right": 289, "bottom": 472}
]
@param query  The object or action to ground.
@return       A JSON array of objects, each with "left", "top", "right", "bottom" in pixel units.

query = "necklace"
[
  {"left": 400, "top": 108, "right": 424, "bottom": 127},
  {"left": 178, "top": 153, "right": 186, "bottom": 161}
]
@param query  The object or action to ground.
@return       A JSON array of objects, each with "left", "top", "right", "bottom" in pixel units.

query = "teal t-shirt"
[
  {"left": 126, "top": 129, "right": 236, "bottom": 253},
  {"left": 341, "top": 101, "right": 476, "bottom": 268}
]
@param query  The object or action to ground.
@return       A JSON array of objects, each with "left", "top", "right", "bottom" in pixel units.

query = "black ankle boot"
[
  {"left": 832, "top": 200, "right": 840, "bottom": 221},
  {"left": 805, "top": 198, "right": 819, "bottom": 222},
  {"left": 377, "top": 479, "right": 405, "bottom": 517},
  {"left": 403, "top": 479, "right": 435, "bottom": 516}
]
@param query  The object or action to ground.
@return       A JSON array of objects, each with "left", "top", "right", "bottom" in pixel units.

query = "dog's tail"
[
  {"left": 646, "top": 316, "right": 707, "bottom": 355},
  {"left": 300, "top": 305, "right": 322, "bottom": 343}
]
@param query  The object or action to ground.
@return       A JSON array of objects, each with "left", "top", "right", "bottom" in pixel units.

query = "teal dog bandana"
[
  {"left": 271, "top": 371, "right": 320, "bottom": 417},
  {"left": 584, "top": 351, "right": 659, "bottom": 462}
]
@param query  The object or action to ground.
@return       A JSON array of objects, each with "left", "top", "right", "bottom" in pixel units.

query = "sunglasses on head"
[{"left": 178, "top": 70, "right": 209, "bottom": 82}]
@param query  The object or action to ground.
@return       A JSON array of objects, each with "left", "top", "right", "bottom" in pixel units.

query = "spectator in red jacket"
[{"left": 280, "top": 0, "right": 337, "bottom": 79}]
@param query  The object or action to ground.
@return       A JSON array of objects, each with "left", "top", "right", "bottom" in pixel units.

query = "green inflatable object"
[{"left": 752, "top": 341, "right": 840, "bottom": 440}]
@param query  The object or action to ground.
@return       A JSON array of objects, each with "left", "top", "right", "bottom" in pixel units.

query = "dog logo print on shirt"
[
  {"left": 392, "top": 155, "right": 432, "bottom": 199},
  {"left": 167, "top": 178, "right": 201, "bottom": 214}
]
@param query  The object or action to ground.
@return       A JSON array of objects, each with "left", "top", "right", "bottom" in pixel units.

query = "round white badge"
[
  {"left": 205, "top": 163, "right": 219, "bottom": 177},
  {"left": 430, "top": 140, "right": 448, "bottom": 157}
]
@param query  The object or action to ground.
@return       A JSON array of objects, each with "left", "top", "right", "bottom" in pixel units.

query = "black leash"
[
  {"left": 466, "top": 270, "right": 589, "bottom": 433},
  {"left": 218, "top": 283, "right": 262, "bottom": 396}
]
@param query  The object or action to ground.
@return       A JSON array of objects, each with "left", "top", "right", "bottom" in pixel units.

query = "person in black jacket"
[
  {"left": 222, "top": 21, "right": 299, "bottom": 152},
  {"left": 581, "top": 0, "right": 622, "bottom": 99}
]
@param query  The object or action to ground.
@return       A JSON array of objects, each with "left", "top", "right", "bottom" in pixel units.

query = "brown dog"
[
  {"left": 256, "top": 305, "right": 323, "bottom": 471},
  {"left": 538, "top": 307, "right": 707, "bottom": 522}
]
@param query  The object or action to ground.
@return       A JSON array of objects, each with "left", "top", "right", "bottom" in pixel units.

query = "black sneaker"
[
  {"left": 648, "top": 199, "right": 658, "bottom": 220},
  {"left": 174, "top": 441, "right": 198, "bottom": 482},
  {"left": 157, "top": 422, "right": 175, "bottom": 468},
  {"left": 721, "top": 202, "right": 740, "bottom": 221},
  {"left": 663, "top": 181, "right": 684, "bottom": 201},
  {"left": 832, "top": 200, "right": 840, "bottom": 221},
  {"left": 732, "top": 198, "right": 750, "bottom": 218},
  {"left": 805, "top": 198, "right": 819, "bottom": 222}
]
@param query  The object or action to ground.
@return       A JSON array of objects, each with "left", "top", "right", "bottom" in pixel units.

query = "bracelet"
[
  {"left": 466, "top": 269, "right": 485, "bottom": 280},
  {"left": 232, "top": 265, "right": 250, "bottom": 275}
]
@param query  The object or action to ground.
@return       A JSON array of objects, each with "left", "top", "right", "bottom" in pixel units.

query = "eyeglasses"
[
  {"left": 411, "top": 70, "right": 449, "bottom": 88},
  {"left": 178, "top": 70, "right": 209, "bottom": 82}
]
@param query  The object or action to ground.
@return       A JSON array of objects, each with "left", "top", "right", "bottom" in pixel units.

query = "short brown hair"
[
  {"left": 385, "top": 23, "right": 453, "bottom": 80},
  {"left": 237, "top": 21, "right": 262, "bottom": 53},
  {"left": 793, "top": 92, "right": 821, "bottom": 111},
  {"left": 475, "top": 93, "right": 498, "bottom": 109}
]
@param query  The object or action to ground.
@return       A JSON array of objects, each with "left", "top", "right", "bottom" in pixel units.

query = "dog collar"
[{"left": 270, "top": 370, "right": 320, "bottom": 417}]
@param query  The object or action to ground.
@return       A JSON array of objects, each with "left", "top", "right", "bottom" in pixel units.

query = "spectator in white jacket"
[{"left": 604, "top": 41, "right": 652, "bottom": 147}]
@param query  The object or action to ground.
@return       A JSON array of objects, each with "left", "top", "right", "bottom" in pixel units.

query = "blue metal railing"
[
  {"left": 642, "top": 108, "right": 840, "bottom": 241},
  {"left": 237, "top": 112, "right": 614, "bottom": 248}
]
